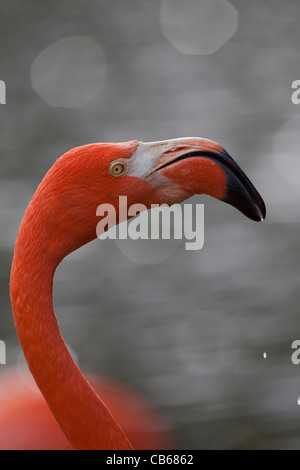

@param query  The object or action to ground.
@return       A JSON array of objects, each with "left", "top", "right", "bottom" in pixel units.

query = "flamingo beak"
[{"left": 147, "top": 138, "right": 266, "bottom": 222}]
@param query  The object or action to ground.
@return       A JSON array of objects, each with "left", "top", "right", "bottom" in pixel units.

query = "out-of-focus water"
[{"left": 1, "top": 0, "right": 300, "bottom": 449}]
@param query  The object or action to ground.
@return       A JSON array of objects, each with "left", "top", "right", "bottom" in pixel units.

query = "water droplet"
[
  {"left": 263, "top": 352, "right": 267, "bottom": 359},
  {"left": 297, "top": 397, "right": 300, "bottom": 406}
]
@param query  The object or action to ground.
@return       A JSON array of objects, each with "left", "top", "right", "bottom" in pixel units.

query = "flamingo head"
[
  {"left": 105, "top": 137, "right": 266, "bottom": 222},
  {"left": 33, "top": 137, "right": 265, "bottom": 259}
]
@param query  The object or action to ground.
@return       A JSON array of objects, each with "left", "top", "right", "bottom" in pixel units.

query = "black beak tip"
[
  {"left": 222, "top": 174, "right": 266, "bottom": 222},
  {"left": 218, "top": 148, "right": 266, "bottom": 223},
  {"left": 251, "top": 205, "right": 266, "bottom": 222},
  {"left": 255, "top": 200, "right": 266, "bottom": 222}
]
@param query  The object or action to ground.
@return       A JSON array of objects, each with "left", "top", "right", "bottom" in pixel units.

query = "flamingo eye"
[{"left": 110, "top": 162, "right": 126, "bottom": 177}]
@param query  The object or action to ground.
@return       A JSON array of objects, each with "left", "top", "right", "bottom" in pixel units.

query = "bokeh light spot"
[
  {"left": 160, "top": 0, "right": 238, "bottom": 55},
  {"left": 30, "top": 36, "right": 106, "bottom": 107},
  {"left": 115, "top": 211, "right": 184, "bottom": 265}
]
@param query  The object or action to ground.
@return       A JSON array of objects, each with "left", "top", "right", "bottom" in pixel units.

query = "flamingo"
[
  {"left": 8, "top": 137, "right": 265, "bottom": 450},
  {"left": 0, "top": 370, "right": 173, "bottom": 450}
]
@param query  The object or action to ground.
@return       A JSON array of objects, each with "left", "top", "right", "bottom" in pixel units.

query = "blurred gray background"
[{"left": 1, "top": 0, "right": 300, "bottom": 449}]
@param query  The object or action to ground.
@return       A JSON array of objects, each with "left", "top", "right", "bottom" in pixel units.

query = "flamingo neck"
[{"left": 10, "top": 198, "right": 133, "bottom": 450}]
